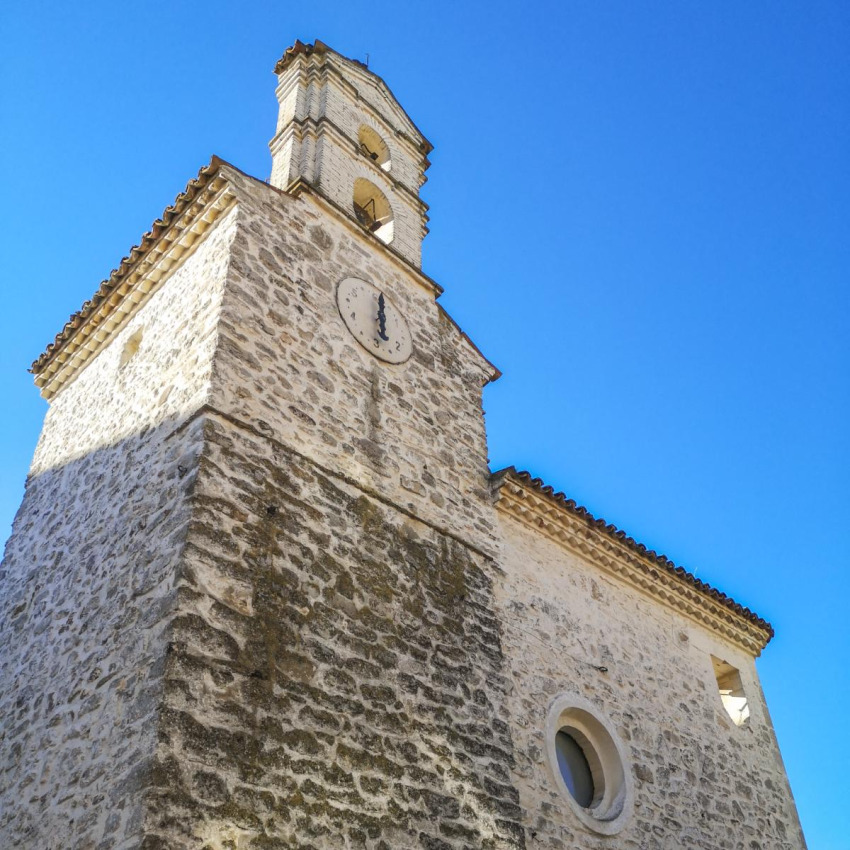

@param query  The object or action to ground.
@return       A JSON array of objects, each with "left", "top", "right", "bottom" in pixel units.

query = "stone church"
[{"left": 0, "top": 40, "right": 805, "bottom": 849}]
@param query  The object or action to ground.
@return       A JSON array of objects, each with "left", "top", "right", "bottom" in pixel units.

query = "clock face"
[{"left": 336, "top": 277, "right": 412, "bottom": 364}]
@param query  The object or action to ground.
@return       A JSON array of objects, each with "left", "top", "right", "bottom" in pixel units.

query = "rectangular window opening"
[{"left": 711, "top": 655, "right": 750, "bottom": 727}]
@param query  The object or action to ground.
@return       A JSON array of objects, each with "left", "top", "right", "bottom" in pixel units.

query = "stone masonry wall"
[
  {"left": 142, "top": 414, "right": 526, "bottom": 850},
  {"left": 494, "top": 514, "right": 806, "bottom": 850},
  {"left": 322, "top": 59, "right": 424, "bottom": 192},
  {"left": 209, "top": 168, "right": 495, "bottom": 552},
  {"left": 0, "top": 161, "right": 503, "bottom": 847},
  {"left": 30, "top": 204, "right": 239, "bottom": 475},
  {"left": 0, "top": 205, "right": 238, "bottom": 848},
  {"left": 0, "top": 151, "right": 806, "bottom": 850},
  {"left": 270, "top": 53, "right": 426, "bottom": 267},
  {"left": 318, "top": 65, "right": 424, "bottom": 265},
  {"left": 0, "top": 417, "right": 204, "bottom": 850},
  {"left": 316, "top": 130, "right": 422, "bottom": 266}
]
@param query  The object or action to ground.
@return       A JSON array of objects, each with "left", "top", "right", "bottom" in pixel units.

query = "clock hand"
[{"left": 377, "top": 292, "right": 389, "bottom": 341}]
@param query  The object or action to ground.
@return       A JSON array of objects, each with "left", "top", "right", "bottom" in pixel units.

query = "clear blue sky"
[{"left": 2, "top": 2, "right": 847, "bottom": 845}]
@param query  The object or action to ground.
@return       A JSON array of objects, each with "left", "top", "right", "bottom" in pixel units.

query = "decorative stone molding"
[
  {"left": 271, "top": 113, "right": 429, "bottom": 210},
  {"left": 493, "top": 468, "right": 773, "bottom": 656},
  {"left": 273, "top": 40, "right": 432, "bottom": 162},
  {"left": 268, "top": 39, "right": 430, "bottom": 267}
]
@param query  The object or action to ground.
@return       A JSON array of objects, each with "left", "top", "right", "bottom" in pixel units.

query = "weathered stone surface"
[
  {"left": 142, "top": 416, "right": 523, "bottom": 848},
  {"left": 495, "top": 516, "right": 807, "bottom": 849},
  {"left": 0, "top": 203, "right": 237, "bottom": 848},
  {"left": 0, "top": 55, "right": 806, "bottom": 849},
  {"left": 209, "top": 168, "right": 496, "bottom": 551},
  {"left": 269, "top": 44, "right": 429, "bottom": 267}
]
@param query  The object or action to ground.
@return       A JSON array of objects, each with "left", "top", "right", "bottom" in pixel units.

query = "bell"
[{"left": 353, "top": 203, "right": 373, "bottom": 228}]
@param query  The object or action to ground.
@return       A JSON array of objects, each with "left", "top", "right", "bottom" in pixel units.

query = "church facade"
[{"left": 0, "top": 41, "right": 805, "bottom": 849}]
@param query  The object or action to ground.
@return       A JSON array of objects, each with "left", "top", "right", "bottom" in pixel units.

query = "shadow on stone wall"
[
  {"left": 1, "top": 408, "right": 527, "bottom": 850},
  {"left": 0, "top": 411, "right": 204, "bottom": 850},
  {"left": 145, "top": 414, "right": 526, "bottom": 849}
]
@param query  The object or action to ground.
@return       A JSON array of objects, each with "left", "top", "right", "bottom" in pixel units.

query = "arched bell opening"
[
  {"left": 358, "top": 125, "right": 391, "bottom": 172},
  {"left": 353, "top": 178, "right": 394, "bottom": 244}
]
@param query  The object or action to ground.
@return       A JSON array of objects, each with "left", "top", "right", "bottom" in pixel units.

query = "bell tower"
[
  {"left": 269, "top": 40, "right": 431, "bottom": 267},
  {"left": 0, "top": 37, "right": 808, "bottom": 850},
  {"left": 0, "top": 39, "right": 516, "bottom": 850}
]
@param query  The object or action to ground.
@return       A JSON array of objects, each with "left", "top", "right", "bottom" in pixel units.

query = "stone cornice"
[
  {"left": 492, "top": 469, "right": 773, "bottom": 656},
  {"left": 31, "top": 158, "right": 500, "bottom": 400},
  {"left": 269, "top": 114, "right": 429, "bottom": 213},
  {"left": 31, "top": 158, "right": 236, "bottom": 400},
  {"left": 285, "top": 61, "right": 431, "bottom": 170}
]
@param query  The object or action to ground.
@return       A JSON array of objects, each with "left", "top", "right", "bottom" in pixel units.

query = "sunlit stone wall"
[
  {"left": 0, "top": 165, "right": 522, "bottom": 849},
  {"left": 143, "top": 416, "right": 524, "bottom": 848},
  {"left": 494, "top": 513, "right": 807, "bottom": 849},
  {"left": 209, "top": 168, "right": 496, "bottom": 548},
  {"left": 138, "top": 167, "right": 524, "bottom": 847},
  {"left": 0, "top": 206, "right": 238, "bottom": 848},
  {"left": 0, "top": 156, "right": 806, "bottom": 850}
]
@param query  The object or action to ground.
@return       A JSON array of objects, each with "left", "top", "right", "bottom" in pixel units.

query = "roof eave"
[
  {"left": 31, "top": 156, "right": 236, "bottom": 398},
  {"left": 492, "top": 467, "right": 774, "bottom": 654}
]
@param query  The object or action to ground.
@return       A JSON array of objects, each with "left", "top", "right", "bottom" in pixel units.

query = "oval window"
[
  {"left": 546, "top": 694, "right": 634, "bottom": 835},
  {"left": 555, "top": 729, "right": 594, "bottom": 807}
]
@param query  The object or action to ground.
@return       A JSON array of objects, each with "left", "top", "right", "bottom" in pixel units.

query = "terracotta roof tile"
[
  {"left": 493, "top": 467, "right": 774, "bottom": 640},
  {"left": 31, "top": 156, "right": 226, "bottom": 378},
  {"left": 273, "top": 39, "right": 330, "bottom": 75}
]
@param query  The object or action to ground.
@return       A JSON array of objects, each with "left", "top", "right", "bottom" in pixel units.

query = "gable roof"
[
  {"left": 492, "top": 467, "right": 774, "bottom": 655},
  {"left": 273, "top": 40, "right": 433, "bottom": 154}
]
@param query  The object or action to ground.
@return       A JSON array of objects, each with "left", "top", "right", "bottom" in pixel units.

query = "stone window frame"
[{"left": 544, "top": 693, "right": 634, "bottom": 836}]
